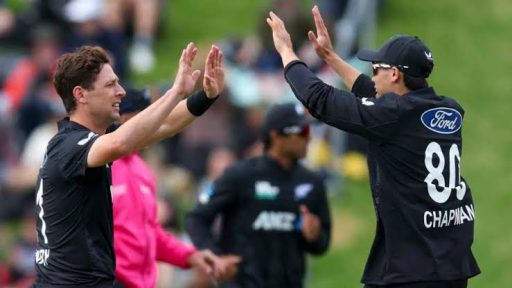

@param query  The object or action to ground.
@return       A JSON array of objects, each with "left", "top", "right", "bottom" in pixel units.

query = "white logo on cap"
[{"left": 424, "top": 51, "right": 433, "bottom": 61}]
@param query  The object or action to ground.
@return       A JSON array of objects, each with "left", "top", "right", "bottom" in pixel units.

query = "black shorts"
[{"left": 364, "top": 279, "right": 467, "bottom": 288}]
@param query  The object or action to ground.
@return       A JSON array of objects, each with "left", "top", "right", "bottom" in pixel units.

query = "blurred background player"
[{"left": 186, "top": 102, "right": 331, "bottom": 288}]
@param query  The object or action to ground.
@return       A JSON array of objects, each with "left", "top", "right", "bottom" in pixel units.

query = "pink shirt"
[{"left": 112, "top": 153, "right": 196, "bottom": 288}]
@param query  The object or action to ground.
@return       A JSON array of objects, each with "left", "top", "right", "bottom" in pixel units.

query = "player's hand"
[
  {"left": 215, "top": 254, "right": 242, "bottom": 282},
  {"left": 308, "top": 5, "right": 335, "bottom": 60},
  {"left": 203, "top": 45, "right": 225, "bottom": 99},
  {"left": 266, "top": 11, "right": 294, "bottom": 56},
  {"left": 300, "top": 205, "right": 321, "bottom": 242},
  {"left": 187, "top": 249, "right": 222, "bottom": 277},
  {"left": 172, "top": 42, "right": 202, "bottom": 99}
]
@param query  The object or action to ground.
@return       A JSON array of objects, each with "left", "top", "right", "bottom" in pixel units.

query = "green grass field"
[{"left": 150, "top": 0, "right": 511, "bottom": 287}]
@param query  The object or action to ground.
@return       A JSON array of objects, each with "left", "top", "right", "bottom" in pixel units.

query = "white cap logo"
[{"left": 424, "top": 51, "right": 433, "bottom": 61}]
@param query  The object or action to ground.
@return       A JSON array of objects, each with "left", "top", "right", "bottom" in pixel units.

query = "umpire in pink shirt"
[{"left": 111, "top": 87, "right": 232, "bottom": 288}]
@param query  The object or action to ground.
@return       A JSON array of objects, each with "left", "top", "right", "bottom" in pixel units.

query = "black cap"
[
  {"left": 120, "top": 88, "right": 151, "bottom": 114},
  {"left": 261, "top": 103, "right": 314, "bottom": 136},
  {"left": 357, "top": 35, "right": 434, "bottom": 78}
]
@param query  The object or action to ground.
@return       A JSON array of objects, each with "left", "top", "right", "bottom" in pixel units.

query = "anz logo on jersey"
[
  {"left": 421, "top": 107, "right": 462, "bottom": 134},
  {"left": 252, "top": 211, "right": 296, "bottom": 232}
]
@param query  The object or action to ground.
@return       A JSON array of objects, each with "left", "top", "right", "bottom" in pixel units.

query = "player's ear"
[
  {"left": 391, "top": 67, "right": 402, "bottom": 83},
  {"left": 73, "top": 86, "right": 87, "bottom": 104}
]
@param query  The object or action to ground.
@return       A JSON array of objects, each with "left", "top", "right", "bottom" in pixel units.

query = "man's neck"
[
  {"left": 69, "top": 113, "right": 108, "bottom": 135},
  {"left": 395, "top": 86, "right": 411, "bottom": 96},
  {"left": 267, "top": 149, "right": 295, "bottom": 170}
]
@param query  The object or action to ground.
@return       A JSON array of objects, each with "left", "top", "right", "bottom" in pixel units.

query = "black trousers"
[{"left": 364, "top": 279, "right": 468, "bottom": 288}]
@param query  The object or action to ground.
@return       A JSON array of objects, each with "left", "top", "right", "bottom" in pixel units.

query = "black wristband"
[{"left": 186, "top": 90, "right": 218, "bottom": 116}]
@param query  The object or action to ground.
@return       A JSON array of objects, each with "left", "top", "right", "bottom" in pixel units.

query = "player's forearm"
[
  {"left": 113, "top": 87, "right": 183, "bottom": 152},
  {"left": 142, "top": 89, "right": 218, "bottom": 145},
  {"left": 323, "top": 51, "right": 362, "bottom": 90},
  {"left": 141, "top": 100, "right": 196, "bottom": 146}
]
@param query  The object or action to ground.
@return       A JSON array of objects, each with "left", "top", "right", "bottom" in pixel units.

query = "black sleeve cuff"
[
  {"left": 186, "top": 90, "right": 218, "bottom": 116},
  {"left": 351, "top": 73, "right": 377, "bottom": 98},
  {"left": 284, "top": 60, "right": 308, "bottom": 75}
]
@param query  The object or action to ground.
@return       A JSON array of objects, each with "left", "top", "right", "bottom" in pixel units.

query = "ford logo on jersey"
[{"left": 421, "top": 107, "right": 462, "bottom": 134}]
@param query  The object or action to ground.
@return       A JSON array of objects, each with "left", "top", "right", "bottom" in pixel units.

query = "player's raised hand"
[
  {"left": 308, "top": 5, "right": 335, "bottom": 60},
  {"left": 266, "top": 11, "right": 294, "bottom": 56},
  {"left": 173, "top": 42, "right": 202, "bottom": 98},
  {"left": 203, "top": 45, "right": 225, "bottom": 99},
  {"left": 300, "top": 205, "right": 321, "bottom": 242}
]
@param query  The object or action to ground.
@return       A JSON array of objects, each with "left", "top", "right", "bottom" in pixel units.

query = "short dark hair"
[
  {"left": 53, "top": 46, "right": 110, "bottom": 113},
  {"left": 403, "top": 73, "right": 429, "bottom": 91}
]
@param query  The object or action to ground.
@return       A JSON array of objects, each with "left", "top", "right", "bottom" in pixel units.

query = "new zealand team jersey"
[
  {"left": 34, "top": 118, "right": 115, "bottom": 287},
  {"left": 284, "top": 61, "right": 480, "bottom": 285},
  {"left": 186, "top": 155, "right": 331, "bottom": 288}
]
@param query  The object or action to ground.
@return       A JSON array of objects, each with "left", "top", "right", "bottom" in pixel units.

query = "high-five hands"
[
  {"left": 267, "top": 5, "right": 338, "bottom": 65},
  {"left": 203, "top": 45, "right": 225, "bottom": 99},
  {"left": 266, "top": 11, "right": 299, "bottom": 65},
  {"left": 172, "top": 43, "right": 225, "bottom": 100},
  {"left": 308, "top": 5, "right": 335, "bottom": 60},
  {"left": 266, "top": 11, "right": 293, "bottom": 55},
  {"left": 300, "top": 205, "right": 321, "bottom": 242},
  {"left": 173, "top": 42, "right": 202, "bottom": 99}
]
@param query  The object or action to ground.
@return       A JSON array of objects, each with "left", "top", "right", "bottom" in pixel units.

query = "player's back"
[{"left": 362, "top": 89, "right": 480, "bottom": 284}]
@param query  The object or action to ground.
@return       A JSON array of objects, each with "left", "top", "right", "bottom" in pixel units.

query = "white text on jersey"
[{"left": 252, "top": 211, "right": 296, "bottom": 231}]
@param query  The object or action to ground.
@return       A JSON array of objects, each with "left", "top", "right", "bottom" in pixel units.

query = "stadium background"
[{"left": 1, "top": 0, "right": 511, "bottom": 287}]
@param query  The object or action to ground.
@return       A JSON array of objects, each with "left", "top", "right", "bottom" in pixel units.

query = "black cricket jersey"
[
  {"left": 284, "top": 61, "right": 480, "bottom": 285},
  {"left": 186, "top": 155, "right": 331, "bottom": 288},
  {"left": 34, "top": 118, "right": 115, "bottom": 287}
]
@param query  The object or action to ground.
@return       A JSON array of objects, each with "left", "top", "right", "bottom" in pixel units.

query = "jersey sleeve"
[
  {"left": 284, "top": 60, "right": 405, "bottom": 140},
  {"left": 155, "top": 224, "right": 197, "bottom": 269},
  {"left": 185, "top": 165, "right": 240, "bottom": 253},
  {"left": 303, "top": 179, "right": 331, "bottom": 255},
  {"left": 351, "top": 73, "right": 377, "bottom": 99},
  {"left": 57, "top": 131, "right": 99, "bottom": 179}
]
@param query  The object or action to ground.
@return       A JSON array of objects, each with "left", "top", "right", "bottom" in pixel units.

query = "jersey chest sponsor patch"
[
  {"left": 252, "top": 211, "right": 296, "bottom": 231},
  {"left": 254, "top": 181, "right": 279, "bottom": 200},
  {"left": 421, "top": 107, "right": 462, "bottom": 134}
]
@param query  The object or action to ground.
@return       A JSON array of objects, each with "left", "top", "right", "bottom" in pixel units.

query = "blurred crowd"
[{"left": 0, "top": 0, "right": 383, "bottom": 286}]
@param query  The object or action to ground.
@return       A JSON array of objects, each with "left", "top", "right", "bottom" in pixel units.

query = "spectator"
[{"left": 103, "top": 0, "right": 162, "bottom": 73}]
